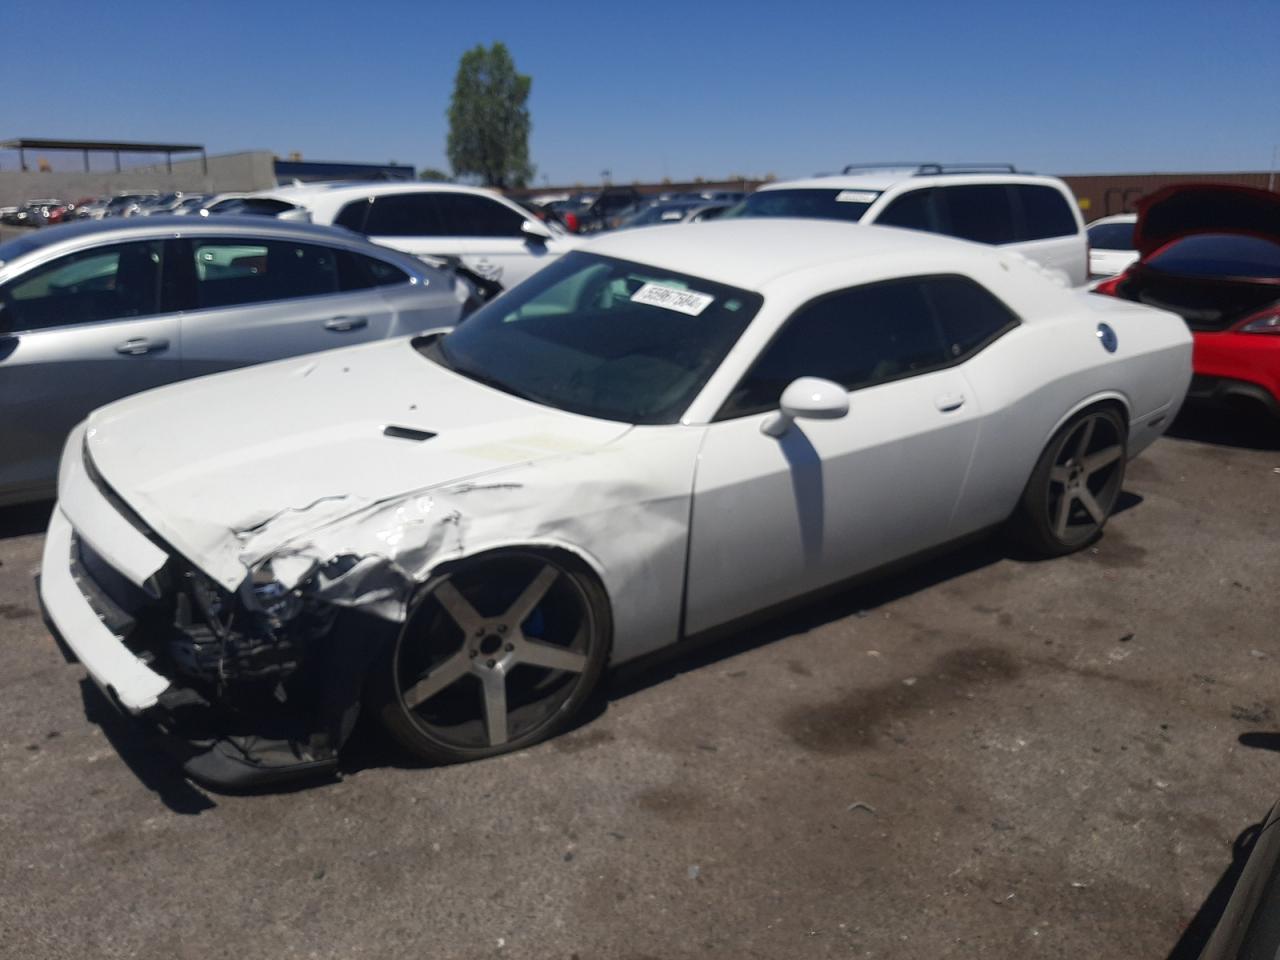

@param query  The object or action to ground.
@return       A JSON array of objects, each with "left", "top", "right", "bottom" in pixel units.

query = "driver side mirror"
[
  {"left": 522, "top": 219, "right": 554, "bottom": 243},
  {"left": 761, "top": 377, "right": 849, "bottom": 437}
]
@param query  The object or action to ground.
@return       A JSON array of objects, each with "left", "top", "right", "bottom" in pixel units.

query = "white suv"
[
  {"left": 242, "top": 182, "right": 579, "bottom": 292},
  {"left": 729, "top": 164, "right": 1088, "bottom": 286}
]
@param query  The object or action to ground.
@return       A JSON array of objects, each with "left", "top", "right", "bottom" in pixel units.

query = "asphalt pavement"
[{"left": 1, "top": 407, "right": 1278, "bottom": 959}]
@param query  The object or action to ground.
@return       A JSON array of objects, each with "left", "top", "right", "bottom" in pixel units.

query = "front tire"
[
  {"left": 1011, "top": 406, "right": 1128, "bottom": 557},
  {"left": 373, "top": 550, "right": 610, "bottom": 764}
]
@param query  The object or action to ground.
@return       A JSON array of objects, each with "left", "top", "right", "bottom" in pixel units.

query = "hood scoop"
[{"left": 382, "top": 425, "right": 436, "bottom": 443}]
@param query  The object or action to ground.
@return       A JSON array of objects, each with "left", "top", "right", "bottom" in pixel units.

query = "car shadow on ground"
[
  {"left": 1166, "top": 401, "right": 1280, "bottom": 451},
  {"left": 0, "top": 499, "right": 53, "bottom": 541}
]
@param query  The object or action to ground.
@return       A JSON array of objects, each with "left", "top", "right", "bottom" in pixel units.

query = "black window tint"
[
  {"left": 721, "top": 279, "right": 948, "bottom": 418},
  {"left": 1147, "top": 234, "right": 1280, "bottom": 279},
  {"left": 938, "top": 185, "right": 1016, "bottom": 244},
  {"left": 1087, "top": 221, "right": 1136, "bottom": 251},
  {"left": 434, "top": 193, "right": 527, "bottom": 237},
  {"left": 727, "top": 189, "right": 875, "bottom": 223},
  {"left": 336, "top": 250, "right": 409, "bottom": 290},
  {"left": 191, "top": 238, "right": 339, "bottom": 308},
  {"left": 0, "top": 240, "right": 164, "bottom": 333},
  {"left": 1016, "top": 185, "right": 1077, "bottom": 240},
  {"left": 875, "top": 188, "right": 941, "bottom": 232},
  {"left": 334, "top": 199, "right": 372, "bottom": 233},
  {"left": 364, "top": 193, "right": 444, "bottom": 237},
  {"left": 920, "top": 275, "right": 1019, "bottom": 358}
]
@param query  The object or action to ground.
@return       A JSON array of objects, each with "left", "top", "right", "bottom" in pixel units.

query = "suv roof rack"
[{"left": 839, "top": 162, "right": 1020, "bottom": 176}]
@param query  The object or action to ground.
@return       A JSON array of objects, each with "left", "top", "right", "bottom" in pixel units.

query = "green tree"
[
  {"left": 446, "top": 43, "right": 533, "bottom": 190},
  {"left": 418, "top": 167, "right": 450, "bottom": 182}
]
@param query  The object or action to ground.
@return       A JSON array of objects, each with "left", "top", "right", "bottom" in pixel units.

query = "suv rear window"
[{"left": 1014, "top": 185, "right": 1078, "bottom": 241}]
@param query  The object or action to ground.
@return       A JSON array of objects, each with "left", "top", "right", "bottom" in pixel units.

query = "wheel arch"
[
  {"left": 424, "top": 539, "right": 616, "bottom": 641},
  {"left": 1041, "top": 391, "right": 1132, "bottom": 455}
]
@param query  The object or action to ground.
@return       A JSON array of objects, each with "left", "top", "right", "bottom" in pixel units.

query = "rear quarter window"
[{"left": 1015, "top": 185, "right": 1079, "bottom": 241}]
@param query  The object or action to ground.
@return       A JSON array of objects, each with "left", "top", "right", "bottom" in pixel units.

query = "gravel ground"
[{"left": 0, "top": 407, "right": 1278, "bottom": 960}]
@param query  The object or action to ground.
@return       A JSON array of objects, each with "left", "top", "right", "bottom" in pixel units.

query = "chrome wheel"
[
  {"left": 384, "top": 552, "right": 605, "bottom": 759},
  {"left": 1044, "top": 410, "right": 1125, "bottom": 547}
]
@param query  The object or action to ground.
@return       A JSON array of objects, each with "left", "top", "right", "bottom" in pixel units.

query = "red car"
[{"left": 1094, "top": 184, "right": 1280, "bottom": 421}]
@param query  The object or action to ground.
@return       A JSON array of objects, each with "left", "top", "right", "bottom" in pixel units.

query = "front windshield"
[
  {"left": 722, "top": 188, "right": 878, "bottom": 223},
  {"left": 428, "top": 252, "right": 763, "bottom": 424}
]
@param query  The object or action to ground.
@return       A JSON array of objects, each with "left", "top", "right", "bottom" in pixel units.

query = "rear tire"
[{"left": 1010, "top": 406, "right": 1128, "bottom": 557}]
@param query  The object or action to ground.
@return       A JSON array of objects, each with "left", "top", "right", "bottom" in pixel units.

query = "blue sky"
[{"left": 4, "top": 0, "right": 1278, "bottom": 184}]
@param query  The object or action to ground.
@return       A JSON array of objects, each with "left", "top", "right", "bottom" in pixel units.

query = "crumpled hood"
[
  {"left": 83, "top": 337, "right": 630, "bottom": 591},
  {"left": 1134, "top": 184, "right": 1280, "bottom": 257}
]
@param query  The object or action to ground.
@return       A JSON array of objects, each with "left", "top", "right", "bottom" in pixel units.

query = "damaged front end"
[{"left": 49, "top": 474, "right": 389, "bottom": 791}]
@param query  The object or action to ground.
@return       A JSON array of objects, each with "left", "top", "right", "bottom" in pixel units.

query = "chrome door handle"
[
  {"left": 115, "top": 337, "right": 169, "bottom": 356},
  {"left": 324, "top": 316, "right": 368, "bottom": 332},
  {"left": 934, "top": 393, "right": 966, "bottom": 412}
]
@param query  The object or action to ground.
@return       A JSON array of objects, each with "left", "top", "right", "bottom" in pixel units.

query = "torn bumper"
[{"left": 38, "top": 427, "right": 343, "bottom": 790}]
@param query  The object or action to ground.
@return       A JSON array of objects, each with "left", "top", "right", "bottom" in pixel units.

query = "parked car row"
[
  {"left": 8, "top": 157, "right": 1274, "bottom": 791},
  {"left": 21, "top": 170, "right": 1202, "bottom": 788}
]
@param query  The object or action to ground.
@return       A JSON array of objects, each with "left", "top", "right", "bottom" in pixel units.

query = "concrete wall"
[{"left": 0, "top": 151, "right": 277, "bottom": 205}]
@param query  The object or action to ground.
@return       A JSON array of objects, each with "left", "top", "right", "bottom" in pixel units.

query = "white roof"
[
  {"left": 581, "top": 218, "right": 994, "bottom": 291},
  {"left": 760, "top": 171, "right": 1069, "bottom": 193},
  {"left": 253, "top": 181, "right": 503, "bottom": 203}
]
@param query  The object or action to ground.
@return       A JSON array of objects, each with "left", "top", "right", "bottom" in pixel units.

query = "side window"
[
  {"left": 919, "top": 275, "right": 1019, "bottom": 358},
  {"left": 1014, "top": 185, "right": 1078, "bottom": 240},
  {"left": 364, "top": 193, "right": 444, "bottom": 237},
  {"left": 190, "top": 238, "right": 339, "bottom": 309},
  {"left": 334, "top": 250, "right": 409, "bottom": 291},
  {"left": 433, "top": 193, "right": 528, "bottom": 237},
  {"left": 719, "top": 279, "right": 949, "bottom": 419},
  {"left": 937, "top": 185, "right": 1017, "bottom": 245},
  {"left": 874, "top": 188, "right": 941, "bottom": 233},
  {"left": 0, "top": 241, "right": 164, "bottom": 333},
  {"left": 334, "top": 199, "right": 372, "bottom": 233}
]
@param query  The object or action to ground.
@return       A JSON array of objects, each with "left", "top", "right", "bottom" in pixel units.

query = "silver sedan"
[{"left": 0, "top": 216, "right": 476, "bottom": 506}]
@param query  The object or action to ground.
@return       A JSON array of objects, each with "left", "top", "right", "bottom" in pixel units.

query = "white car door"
[
  {"left": 176, "top": 236, "right": 395, "bottom": 379},
  {"left": 684, "top": 274, "right": 1018, "bottom": 635},
  {"left": 0, "top": 238, "right": 181, "bottom": 501}
]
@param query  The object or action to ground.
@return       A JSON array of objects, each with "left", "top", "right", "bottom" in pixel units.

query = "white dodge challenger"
[{"left": 39, "top": 219, "right": 1192, "bottom": 788}]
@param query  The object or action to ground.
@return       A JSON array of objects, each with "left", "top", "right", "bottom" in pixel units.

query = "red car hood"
[{"left": 1135, "top": 184, "right": 1280, "bottom": 258}]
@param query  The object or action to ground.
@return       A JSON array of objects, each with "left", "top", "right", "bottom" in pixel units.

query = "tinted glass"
[
  {"left": 430, "top": 252, "right": 762, "bottom": 424},
  {"left": 334, "top": 198, "right": 371, "bottom": 232},
  {"left": 1016, "top": 185, "right": 1077, "bottom": 240},
  {"left": 875, "top": 188, "right": 942, "bottom": 232},
  {"left": 434, "top": 193, "right": 527, "bottom": 237},
  {"left": 726, "top": 189, "right": 876, "bottom": 223},
  {"left": 210, "top": 198, "right": 299, "bottom": 217},
  {"left": 1147, "top": 234, "right": 1280, "bottom": 279},
  {"left": 365, "top": 193, "right": 444, "bottom": 236},
  {"left": 721, "top": 278, "right": 949, "bottom": 418},
  {"left": 1087, "top": 221, "right": 1136, "bottom": 251},
  {"left": 358, "top": 253, "right": 409, "bottom": 286},
  {"left": 920, "top": 275, "right": 1019, "bottom": 358},
  {"left": 0, "top": 240, "right": 164, "bottom": 332},
  {"left": 938, "top": 185, "right": 1016, "bottom": 244},
  {"left": 190, "top": 238, "right": 340, "bottom": 308}
]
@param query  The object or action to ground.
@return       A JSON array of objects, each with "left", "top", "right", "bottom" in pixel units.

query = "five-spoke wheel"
[
  {"left": 1013, "top": 406, "right": 1128, "bottom": 556},
  {"left": 375, "top": 551, "right": 609, "bottom": 763}
]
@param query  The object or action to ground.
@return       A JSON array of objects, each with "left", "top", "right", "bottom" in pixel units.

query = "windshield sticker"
[
  {"left": 835, "top": 190, "right": 879, "bottom": 203},
  {"left": 631, "top": 282, "right": 715, "bottom": 316}
]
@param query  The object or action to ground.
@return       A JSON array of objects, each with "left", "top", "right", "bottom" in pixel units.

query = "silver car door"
[
  {"left": 176, "top": 236, "right": 396, "bottom": 380},
  {"left": 0, "top": 238, "right": 180, "bottom": 502}
]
